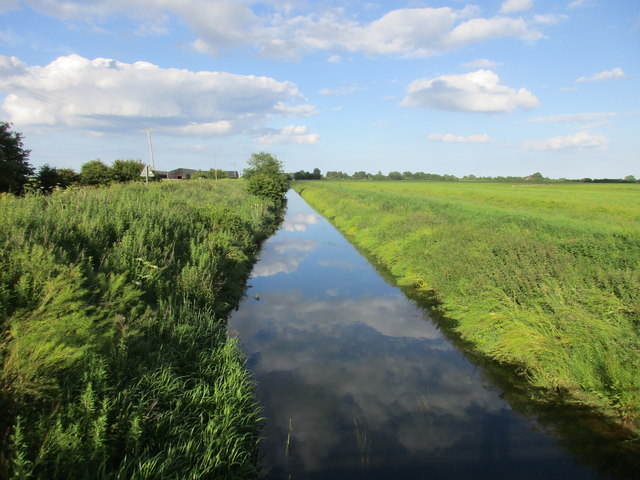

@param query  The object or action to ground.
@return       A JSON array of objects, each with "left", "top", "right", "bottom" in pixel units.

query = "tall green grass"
[
  {"left": 294, "top": 181, "right": 640, "bottom": 432},
  {"left": 0, "top": 180, "right": 282, "bottom": 478}
]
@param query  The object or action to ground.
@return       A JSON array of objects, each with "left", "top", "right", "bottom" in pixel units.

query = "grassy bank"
[
  {"left": 0, "top": 180, "right": 282, "bottom": 478},
  {"left": 293, "top": 181, "right": 640, "bottom": 432}
]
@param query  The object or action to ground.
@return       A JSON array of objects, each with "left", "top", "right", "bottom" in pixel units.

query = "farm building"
[
  {"left": 168, "top": 168, "right": 197, "bottom": 179},
  {"left": 150, "top": 169, "right": 239, "bottom": 180}
]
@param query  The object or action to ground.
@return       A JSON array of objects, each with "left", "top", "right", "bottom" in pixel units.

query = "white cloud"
[
  {"left": 0, "top": 54, "right": 314, "bottom": 137},
  {"left": 19, "top": 0, "right": 123, "bottom": 19},
  {"left": 428, "top": 133, "right": 494, "bottom": 143},
  {"left": 401, "top": 70, "right": 539, "bottom": 113},
  {"left": 327, "top": 55, "right": 342, "bottom": 64},
  {"left": 256, "top": 125, "right": 320, "bottom": 144},
  {"left": 499, "top": 0, "right": 534, "bottom": 14},
  {"left": 444, "top": 16, "right": 542, "bottom": 47},
  {"left": 319, "top": 84, "right": 362, "bottom": 96},
  {"left": 0, "top": 55, "right": 26, "bottom": 75},
  {"left": 576, "top": 67, "right": 625, "bottom": 83},
  {"left": 180, "top": 1, "right": 259, "bottom": 54},
  {"left": 534, "top": 14, "right": 567, "bottom": 25},
  {"left": 172, "top": 121, "right": 233, "bottom": 136},
  {"left": 135, "top": 17, "right": 170, "bottom": 37},
  {"left": 16, "top": 1, "right": 544, "bottom": 59},
  {"left": 273, "top": 102, "right": 318, "bottom": 117},
  {"left": 529, "top": 112, "right": 618, "bottom": 123},
  {"left": 0, "top": 0, "right": 23, "bottom": 13},
  {"left": 462, "top": 58, "right": 501, "bottom": 69},
  {"left": 568, "top": 0, "right": 588, "bottom": 9},
  {"left": 523, "top": 131, "right": 609, "bottom": 150}
]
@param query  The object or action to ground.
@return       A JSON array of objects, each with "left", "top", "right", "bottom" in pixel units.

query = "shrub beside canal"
[
  {"left": 0, "top": 180, "right": 282, "bottom": 478},
  {"left": 294, "top": 181, "right": 640, "bottom": 432}
]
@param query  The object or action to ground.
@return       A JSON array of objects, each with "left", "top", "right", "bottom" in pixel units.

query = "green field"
[
  {"left": 293, "top": 181, "right": 640, "bottom": 431},
  {"left": 0, "top": 180, "right": 282, "bottom": 478}
]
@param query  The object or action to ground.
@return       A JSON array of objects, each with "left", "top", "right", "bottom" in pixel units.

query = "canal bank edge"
[{"left": 292, "top": 181, "right": 640, "bottom": 440}]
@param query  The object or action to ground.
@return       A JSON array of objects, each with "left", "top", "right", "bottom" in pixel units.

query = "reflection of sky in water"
[
  {"left": 229, "top": 192, "right": 596, "bottom": 479},
  {"left": 282, "top": 212, "right": 321, "bottom": 232}
]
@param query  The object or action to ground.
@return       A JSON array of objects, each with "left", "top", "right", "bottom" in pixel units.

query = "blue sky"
[{"left": 0, "top": 0, "right": 638, "bottom": 178}]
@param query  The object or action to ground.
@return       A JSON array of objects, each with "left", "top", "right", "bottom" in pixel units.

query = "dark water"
[{"left": 228, "top": 191, "right": 634, "bottom": 479}]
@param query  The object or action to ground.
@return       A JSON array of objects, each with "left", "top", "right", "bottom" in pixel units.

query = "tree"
[
  {"left": 57, "top": 168, "right": 80, "bottom": 187},
  {"left": 352, "top": 171, "right": 368, "bottom": 180},
  {"left": 0, "top": 122, "right": 34, "bottom": 193},
  {"left": 191, "top": 169, "right": 209, "bottom": 179},
  {"left": 208, "top": 168, "right": 227, "bottom": 179},
  {"left": 193, "top": 169, "right": 228, "bottom": 180},
  {"left": 111, "top": 159, "right": 144, "bottom": 182},
  {"left": 35, "top": 164, "right": 63, "bottom": 193},
  {"left": 388, "top": 171, "right": 402, "bottom": 180},
  {"left": 528, "top": 172, "right": 546, "bottom": 182},
  {"left": 80, "top": 159, "right": 111, "bottom": 186},
  {"left": 243, "top": 152, "right": 289, "bottom": 202},
  {"left": 326, "top": 171, "right": 350, "bottom": 179}
]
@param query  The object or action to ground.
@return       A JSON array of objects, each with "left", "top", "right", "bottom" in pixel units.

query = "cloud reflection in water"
[{"left": 230, "top": 192, "right": 593, "bottom": 479}]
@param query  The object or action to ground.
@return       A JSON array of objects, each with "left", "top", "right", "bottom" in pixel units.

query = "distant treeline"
[
  {"left": 292, "top": 168, "right": 322, "bottom": 180},
  {"left": 323, "top": 170, "right": 639, "bottom": 183}
]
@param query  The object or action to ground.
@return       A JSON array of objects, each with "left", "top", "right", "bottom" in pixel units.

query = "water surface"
[{"left": 229, "top": 191, "right": 622, "bottom": 479}]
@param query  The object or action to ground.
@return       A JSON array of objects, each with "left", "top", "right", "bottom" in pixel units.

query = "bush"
[
  {"left": 243, "top": 152, "right": 289, "bottom": 202},
  {"left": 80, "top": 160, "right": 111, "bottom": 186},
  {"left": 246, "top": 173, "right": 289, "bottom": 202},
  {"left": 111, "top": 159, "right": 145, "bottom": 183}
]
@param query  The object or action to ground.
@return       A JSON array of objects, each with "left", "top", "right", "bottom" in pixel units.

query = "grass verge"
[{"left": 294, "top": 181, "right": 640, "bottom": 433}]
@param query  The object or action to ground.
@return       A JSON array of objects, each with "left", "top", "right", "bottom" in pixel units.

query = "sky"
[{"left": 0, "top": 0, "right": 638, "bottom": 178}]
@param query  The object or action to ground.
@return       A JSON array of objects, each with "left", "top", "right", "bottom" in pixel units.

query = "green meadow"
[
  {"left": 294, "top": 181, "right": 640, "bottom": 432},
  {"left": 0, "top": 180, "right": 282, "bottom": 478}
]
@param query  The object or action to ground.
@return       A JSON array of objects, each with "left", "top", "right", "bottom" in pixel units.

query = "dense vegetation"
[
  {"left": 0, "top": 179, "right": 283, "bottom": 478},
  {"left": 243, "top": 152, "right": 290, "bottom": 203},
  {"left": 294, "top": 181, "right": 640, "bottom": 432},
  {"left": 0, "top": 122, "right": 33, "bottom": 194},
  {"left": 192, "top": 168, "right": 228, "bottom": 180}
]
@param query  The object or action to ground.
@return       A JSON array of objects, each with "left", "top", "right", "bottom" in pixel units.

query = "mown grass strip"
[
  {"left": 0, "top": 180, "right": 282, "bottom": 478},
  {"left": 294, "top": 181, "right": 640, "bottom": 432}
]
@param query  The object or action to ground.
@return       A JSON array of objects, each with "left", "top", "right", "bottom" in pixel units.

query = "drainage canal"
[{"left": 229, "top": 190, "right": 632, "bottom": 479}]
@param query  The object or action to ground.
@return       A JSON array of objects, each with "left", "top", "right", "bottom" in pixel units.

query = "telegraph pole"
[{"left": 146, "top": 128, "right": 155, "bottom": 170}]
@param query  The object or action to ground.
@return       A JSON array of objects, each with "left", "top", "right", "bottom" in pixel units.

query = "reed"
[
  {"left": 294, "top": 181, "right": 640, "bottom": 432},
  {"left": 0, "top": 179, "right": 281, "bottom": 478}
]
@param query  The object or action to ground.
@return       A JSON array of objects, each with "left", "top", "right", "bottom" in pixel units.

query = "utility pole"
[{"left": 146, "top": 128, "right": 155, "bottom": 170}]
